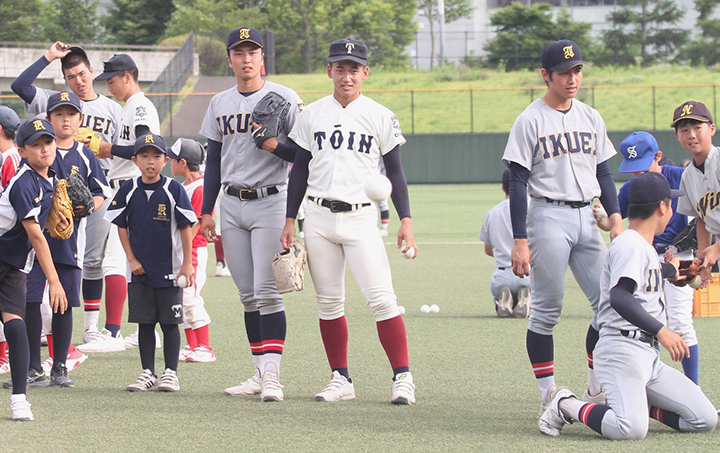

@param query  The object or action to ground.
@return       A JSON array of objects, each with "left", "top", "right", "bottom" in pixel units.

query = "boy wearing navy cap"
[
  {"left": 105, "top": 133, "right": 196, "bottom": 392},
  {"left": 540, "top": 171, "right": 718, "bottom": 440},
  {"left": 169, "top": 138, "right": 216, "bottom": 363},
  {"left": 0, "top": 119, "right": 69, "bottom": 420}
]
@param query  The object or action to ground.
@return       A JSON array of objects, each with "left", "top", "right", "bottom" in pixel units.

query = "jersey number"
[{"left": 645, "top": 268, "right": 661, "bottom": 293}]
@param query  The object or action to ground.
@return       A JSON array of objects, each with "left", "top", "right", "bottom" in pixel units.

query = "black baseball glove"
[
  {"left": 66, "top": 171, "right": 95, "bottom": 218},
  {"left": 252, "top": 91, "right": 291, "bottom": 148},
  {"left": 672, "top": 218, "right": 697, "bottom": 253}
]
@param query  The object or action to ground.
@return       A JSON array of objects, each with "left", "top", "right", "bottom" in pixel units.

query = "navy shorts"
[
  {"left": 0, "top": 260, "right": 28, "bottom": 319},
  {"left": 26, "top": 262, "right": 81, "bottom": 308},
  {"left": 128, "top": 282, "right": 184, "bottom": 325}
]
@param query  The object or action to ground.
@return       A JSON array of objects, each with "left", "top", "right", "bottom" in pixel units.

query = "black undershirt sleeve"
[
  {"left": 110, "top": 125, "right": 151, "bottom": 160},
  {"left": 11, "top": 56, "right": 47, "bottom": 104},
  {"left": 596, "top": 161, "right": 620, "bottom": 216},
  {"left": 508, "top": 162, "right": 530, "bottom": 239},
  {"left": 201, "top": 139, "right": 222, "bottom": 216},
  {"left": 271, "top": 141, "right": 299, "bottom": 162},
  {"left": 382, "top": 145, "right": 411, "bottom": 219},
  {"left": 286, "top": 147, "right": 311, "bottom": 218},
  {"left": 609, "top": 277, "right": 665, "bottom": 335}
]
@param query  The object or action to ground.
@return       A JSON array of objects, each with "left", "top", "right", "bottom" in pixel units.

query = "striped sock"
[
  {"left": 260, "top": 311, "right": 286, "bottom": 376},
  {"left": 244, "top": 311, "right": 264, "bottom": 372},
  {"left": 527, "top": 330, "right": 555, "bottom": 403},
  {"left": 650, "top": 406, "right": 682, "bottom": 431}
]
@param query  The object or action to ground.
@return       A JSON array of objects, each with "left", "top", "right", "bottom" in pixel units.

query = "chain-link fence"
[{"left": 147, "top": 33, "right": 195, "bottom": 127}]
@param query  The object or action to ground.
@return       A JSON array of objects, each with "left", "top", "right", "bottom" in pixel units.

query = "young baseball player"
[
  {"left": 11, "top": 42, "right": 125, "bottom": 354},
  {"left": 479, "top": 169, "right": 531, "bottom": 318},
  {"left": 0, "top": 119, "right": 69, "bottom": 420},
  {"left": 200, "top": 26, "right": 303, "bottom": 402},
  {"left": 169, "top": 138, "right": 216, "bottom": 363},
  {"left": 0, "top": 106, "right": 21, "bottom": 190},
  {"left": 105, "top": 133, "right": 196, "bottom": 392},
  {"left": 78, "top": 53, "right": 162, "bottom": 353},
  {"left": 539, "top": 171, "right": 717, "bottom": 439},
  {"left": 278, "top": 38, "right": 418, "bottom": 405},
  {"left": 595, "top": 131, "right": 700, "bottom": 384},
  {"left": 502, "top": 39, "right": 623, "bottom": 428}
]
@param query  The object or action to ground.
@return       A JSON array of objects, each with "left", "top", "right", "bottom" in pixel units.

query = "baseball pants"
[
  {"left": 182, "top": 246, "right": 211, "bottom": 329},
  {"left": 660, "top": 251, "right": 697, "bottom": 347},
  {"left": 491, "top": 268, "right": 530, "bottom": 301}
]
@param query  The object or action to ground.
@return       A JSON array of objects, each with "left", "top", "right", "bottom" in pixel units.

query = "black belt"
[
  {"left": 110, "top": 179, "right": 128, "bottom": 189},
  {"left": 498, "top": 267, "right": 506, "bottom": 271},
  {"left": 621, "top": 330, "right": 659, "bottom": 348},
  {"left": 308, "top": 196, "right": 371, "bottom": 213},
  {"left": 544, "top": 197, "right": 590, "bottom": 208},
  {"left": 226, "top": 185, "right": 279, "bottom": 201}
]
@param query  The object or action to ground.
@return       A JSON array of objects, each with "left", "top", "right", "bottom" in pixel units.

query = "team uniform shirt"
[
  {"left": 479, "top": 198, "right": 514, "bottom": 268},
  {"left": 677, "top": 146, "right": 720, "bottom": 235},
  {"left": 183, "top": 177, "right": 208, "bottom": 249},
  {"left": 200, "top": 81, "right": 303, "bottom": 189},
  {"left": 618, "top": 165, "right": 687, "bottom": 246},
  {"left": 596, "top": 229, "right": 666, "bottom": 333},
  {"left": 45, "top": 141, "right": 109, "bottom": 268},
  {"left": 1, "top": 147, "right": 21, "bottom": 189},
  {"left": 502, "top": 98, "right": 616, "bottom": 202},
  {"left": 105, "top": 175, "right": 197, "bottom": 288},
  {"left": 0, "top": 162, "right": 55, "bottom": 272},
  {"left": 289, "top": 94, "right": 405, "bottom": 204},
  {"left": 108, "top": 92, "right": 160, "bottom": 182}
]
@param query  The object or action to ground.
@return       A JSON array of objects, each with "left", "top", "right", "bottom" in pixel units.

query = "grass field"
[{"left": 3, "top": 184, "right": 720, "bottom": 452}]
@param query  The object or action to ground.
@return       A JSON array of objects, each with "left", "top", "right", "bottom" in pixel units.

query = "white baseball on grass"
[
  {"left": 420, "top": 304, "right": 431, "bottom": 313},
  {"left": 429, "top": 304, "right": 440, "bottom": 313},
  {"left": 364, "top": 173, "right": 392, "bottom": 202},
  {"left": 402, "top": 246, "right": 415, "bottom": 260},
  {"left": 398, "top": 305, "right": 406, "bottom": 314},
  {"left": 177, "top": 275, "right": 190, "bottom": 288}
]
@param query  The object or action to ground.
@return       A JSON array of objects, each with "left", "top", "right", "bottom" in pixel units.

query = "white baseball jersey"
[
  {"left": 596, "top": 230, "right": 666, "bottom": 333},
  {"left": 677, "top": 146, "right": 720, "bottom": 235},
  {"left": 108, "top": 92, "right": 160, "bottom": 181},
  {"left": 479, "top": 198, "right": 514, "bottom": 268},
  {"left": 502, "top": 98, "right": 616, "bottom": 202},
  {"left": 289, "top": 94, "right": 405, "bottom": 204},
  {"left": 200, "top": 81, "right": 302, "bottom": 189}
]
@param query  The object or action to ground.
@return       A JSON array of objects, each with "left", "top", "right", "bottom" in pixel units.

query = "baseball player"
[
  {"left": 76, "top": 53, "right": 161, "bottom": 353},
  {"left": 479, "top": 169, "right": 531, "bottom": 318},
  {"left": 278, "top": 38, "right": 418, "bottom": 405},
  {"left": 11, "top": 42, "right": 123, "bottom": 353},
  {"left": 502, "top": 39, "right": 623, "bottom": 428},
  {"left": 595, "top": 131, "right": 700, "bottom": 384},
  {"left": 539, "top": 172, "right": 717, "bottom": 439},
  {"left": 200, "top": 26, "right": 303, "bottom": 402},
  {"left": 0, "top": 106, "right": 21, "bottom": 190}
]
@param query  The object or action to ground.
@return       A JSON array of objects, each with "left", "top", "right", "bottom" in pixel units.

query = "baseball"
[
  {"left": 177, "top": 275, "right": 190, "bottom": 288},
  {"left": 429, "top": 304, "right": 440, "bottom": 313},
  {"left": 595, "top": 205, "right": 608, "bottom": 219},
  {"left": 402, "top": 246, "right": 415, "bottom": 260},
  {"left": 420, "top": 304, "right": 431, "bottom": 313},
  {"left": 364, "top": 174, "right": 392, "bottom": 201},
  {"left": 688, "top": 275, "right": 702, "bottom": 289},
  {"left": 398, "top": 305, "right": 406, "bottom": 314}
]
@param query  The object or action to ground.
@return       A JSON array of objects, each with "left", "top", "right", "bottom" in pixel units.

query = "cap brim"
[
  {"left": 134, "top": 144, "right": 166, "bottom": 155},
  {"left": 670, "top": 188, "right": 684, "bottom": 198},
  {"left": 62, "top": 46, "right": 88, "bottom": 62},
  {"left": 328, "top": 55, "right": 368, "bottom": 66},
  {"left": 228, "top": 40, "right": 263, "bottom": 50},
  {"left": 618, "top": 155, "right": 655, "bottom": 174},
  {"left": 20, "top": 130, "right": 55, "bottom": 147},
  {"left": 95, "top": 71, "right": 119, "bottom": 81},
  {"left": 549, "top": 60, "right": 589, "bottom": 72},
  {"left": 166, "top": 147, "right": 180, "bottom": 160},
  {"left": 48, "top": 101, "right": 82, "bottom": 113},
  {"left": 670, "top": 116, "right": 711, "bottom": 127}
]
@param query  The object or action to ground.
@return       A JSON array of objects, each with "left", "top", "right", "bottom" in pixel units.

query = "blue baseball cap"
[
  {"left": 134, "top": 133, "right": 167, "bottom": 155},
  {"left": 16, "top": 119, "right": 55, "bottom": 148},
  {"left": 0, "top": 105, "right": 20, "bottom": 134},
  {"left": 629, "top": 171, "right": 683, "bottom": 205},
  {"left": 47, "top": 91, "right": 83, "bottom": 114},
  {"left": 95, "top": 54, "right": 137, "bottom": 81},
  {"left": 227, "top": 27, "right": 263, "bottom": 50},
  {"left": 618, "top": 131, "right": 659, "bottom": 174}
]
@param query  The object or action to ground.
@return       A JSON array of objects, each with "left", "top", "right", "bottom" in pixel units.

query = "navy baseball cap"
[
  {"left": 95, "top": 54, "right": 137, "bottom": 81},
  {"left": 227, "top": 27, "right": 263, "bottom": 50},
  {"left": 134, "top": 133, "right": 167, "bottom": 155},
  {"left": 618, "top": 132, "right": 658, "bottom": 174},
  {"left": 328, "top": 38, "right": 368, "bottom": 66},
  {"left": 47, "top": 91, "right": 83, "bottom": 114},
  {"left": 16, "top": 119, "right": 55, "bottom": 148},
  {"left": 671, "top": 100, "right": 714, "bottom": 128},
  {"left": 629, "top": 171, "right": 683, "bottom": 205},
  {"left": 168, "top": 138, "right": 205, "bottom": 166},
  {"left": 0, "top": 105, "right": 20, "bottom": 134},
  {"left": 61, "top": 46, "right": 89, "bottom": 65},
  {"left": 541, "top": 40, "right": 588, "bottom": 71}
]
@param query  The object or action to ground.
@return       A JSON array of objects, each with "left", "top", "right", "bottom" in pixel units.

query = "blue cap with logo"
[
  {"left": 47, "top": 91, "right": 83, "bottom": 114},
  {"left": 0, "top": 105, "right": 20, "bottom": 134},
  {"left": 541, "top": 40, "right": 588, "bottom": 72},
  {"left": 16, "top": 119, "right": 55, "bottom": 148},
  {"left": 629, "top": 171, "right": 683, "bottom": 205},
  {"left": 134, "top": 133, "right": 167, "bottom": 155},
  {"left": 227, "top": 26, "right": 263, "bottom": 50},
  {"left": 328, "top": 38, "right": 368, "bottom": 66},
  {"left": 95, "top": 54, "right": 137, "bottom": 81},
  {"left": 168, "top": 138, "right": 205, "bottom": 166},
  {"left": 618, "top": 131, "right": 659, "bottom": 174}
]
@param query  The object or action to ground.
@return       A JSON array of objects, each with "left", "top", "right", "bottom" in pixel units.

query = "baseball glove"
[
  {"left": 65, "top": 171, "right": 94, "bottom": 218},
  {"left": 664, "top": 250, "right": 701, "bottom": 288},
  {"left": 672, "top": 218, "right": 698, "bottom": 253},
  {"left": 46, "top": 179, "right": 74, "bottom": 240},
  {"left": 74, "top": 127, "right": 103, "bottom": 157},
  {"left": 272, "top": 241, "right": 307, "bottom": 294},
  {"left": 251, "top": 91, "right": 291, "bottom": 148}
]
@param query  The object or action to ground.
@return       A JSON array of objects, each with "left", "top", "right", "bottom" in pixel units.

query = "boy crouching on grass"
[
  {"left": 105, "top": 133, "right": 196, "bottom": 392},
  {"left": 0, "top": 119, "right": 68, "bottom": 420}
]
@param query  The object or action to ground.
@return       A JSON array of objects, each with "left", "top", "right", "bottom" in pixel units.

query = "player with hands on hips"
[
  {"left": 502, "top": 39, "right": 623, "bottom": 429},
  {"left": 538, "top": 171, "right": 717, "bottom": 439},
  {"left": 200, "top": 27, "right": 303, "bottom": 402},
  {"left": 280, "top": 38, "right": 418, "bottom": 404}
]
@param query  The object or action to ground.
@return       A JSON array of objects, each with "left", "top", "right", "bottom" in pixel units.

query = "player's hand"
[
  {"left": 45, "top": 41, "right": 71, "bottom": 62},
  {"left": 47, "top": 279, "right": 67, "bottom": 315},
  {"left": 57, "top": 211, "right": 71, "bottom": 234},
  {"left": 178, "top": 262, "right": 194, "bottom": 287},
  {"left": 251, "top": 122, "right": 278, "bottom": 152},
  {"left": 397, "top": 218, "right": 418, "bottom": 259},
  {"left": 281, "top": 218, "right": 296, "bottom": 250},
  {"left": 201, "top": 214, "right": 218, "bottom": 242},
  {"left": 96, "top": 141, "right": 112, "bottom": 159},
  {"left": 657, "top": 326, "right": 690, "bottom": 362},
  {"left": 511, "top": 239, "right": 531, "bottom": 277},
  {"left": 608, "top": 213, "right": 623, "bottom": 241},
  {"left": 128, "top": 257, "right": 145, "bottom": 275},
  {"left": 592, "top": 202, "right": 611, "bottom": 232}
]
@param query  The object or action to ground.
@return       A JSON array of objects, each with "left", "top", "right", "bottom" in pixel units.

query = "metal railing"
[{"left": 147, "top": 33, "right": 195, "bottom": 131}]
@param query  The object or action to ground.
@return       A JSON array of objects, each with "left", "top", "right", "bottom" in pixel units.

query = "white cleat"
[
  {"left": 513, "top": 287, "right": 531, "bottom": 318},
  {"left": 224, "top": 369, "right": 262, "bottom": 396},
  {"left": 391, "top": 372, "right": 416, "bottom": 405},
  {"left": 0, "top": 359, "right": 9, "bottom": 375},
  {"left": 261, "top": 371, "right": 284, "bottom": 402},
  {"left": 157, "top": 368, "right": 180, "bottom": 392},
  {"left": 215, "top": 262, "right": 231, "bottom": 277},
  {"left": 126, "top": 369, "right": 157, "bottom": 392},
  {"left": 581, "top": 388, "right": 607, "bottom": 405},
  {"left": 77, "top": 329, "right": 125, "bottom": 353},
  {"left": 538, "top": 386, "right": 574, "bottom": 437},
  {"left": 497, "top": 287, "right": 514, "bottom": 318},
  {"left": 179, "top": 344, "right": 194, "bottom": 362},
  {"left": 315, "top": 370, "right": 356, "bottom": 402},
  {"left": 11, "top": 396, "right": 34, "bottom": 421},
  {"left": 186, "top": 345, "right": 216, "bottom": 363}
]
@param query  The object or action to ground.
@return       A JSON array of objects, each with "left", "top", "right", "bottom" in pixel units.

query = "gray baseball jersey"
[
  {"left": 677, "top": 146, "right": 720, "bottom": 235},
  {"left": 108, "top": 92, "right": 160, "bottom": 181},
  {"left": 479, "top": 198, "right": 514, "bottom": 269},
  {"left": 200, "top": 81, "right": 303, "bottom": 189}
]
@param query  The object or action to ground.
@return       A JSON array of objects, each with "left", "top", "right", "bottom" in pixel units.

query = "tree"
[
  {"left": 0, "top": 0, "right": 43, "bottom": 41},
  {"left": 165, "top": 0, "right": 265, "bottom": 37},
  {"left": 417, "top": 0, "right": 474, "bottom": 69},
  {"left": 41, "top": 0, "right": 100, "bottom": 43},
  {"left": 103, "top": 0, "right": 176, "bottom": 45},
  {"left": 483, "top": 3, "right": 591, "bottom": 71},
  {"left": 685, "top": 0, "right": 720, "bottom": 66}
]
